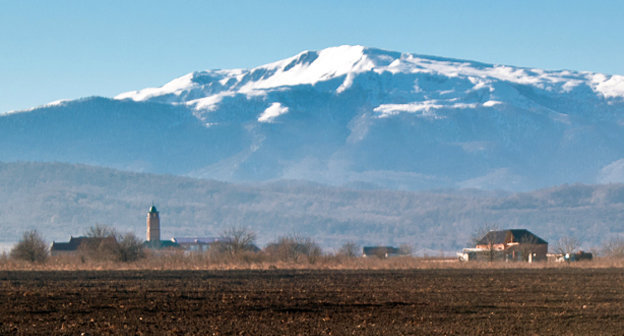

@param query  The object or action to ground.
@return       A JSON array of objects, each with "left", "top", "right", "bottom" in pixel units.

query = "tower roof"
[{"left": 148, "top": 205, "right": 158, "bottom": 213}]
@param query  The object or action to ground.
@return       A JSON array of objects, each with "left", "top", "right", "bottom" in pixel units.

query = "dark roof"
[
  {"left": 363, "top": 246, "right": 401, "bottom": 255},
  {"left": 50, "top": 241, "right": 74, "bottom": 251},
  {"left": 51, "top": 236, "right": 113, "bottom": 251},
  {"left": 477, "top": 229, "right": 547, "bottom": 245},
  {"left": 148, "top": 205, "right": 158, "bottom": 213}
]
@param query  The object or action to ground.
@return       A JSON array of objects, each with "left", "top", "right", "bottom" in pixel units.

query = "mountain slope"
[
  {"left": 2, "top": 161, "right": 624, "bottom": 252},
  {"left": 3, "top": 45, "right": 624, "bottom": 190}
]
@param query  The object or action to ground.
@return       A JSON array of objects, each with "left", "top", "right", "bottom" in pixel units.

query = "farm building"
[
  {"left": 458, "top": 229, "right": 548, "bottom": 262},
  {"left": 363, "top": 246, "right": 401, "bottom": 258},
  {"left": 50, "top": 236, "right": 117, "bottom": 256}
]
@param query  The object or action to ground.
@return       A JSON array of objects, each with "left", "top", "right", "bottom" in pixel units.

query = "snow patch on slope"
[
  {"left": 187, "top": 91, "right": 235, "bottom": 111},
  {"left": 373, "top": 99, "right": 503, "bottom": 118},
  {"left": 258, "top": 103, "right": 289, "bottom": 123},
  {"left": 483, "top": 100, "right": 502, "bottom": 107}
]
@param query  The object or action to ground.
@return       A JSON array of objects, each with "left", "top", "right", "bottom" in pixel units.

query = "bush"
[
  {"left": 79, "top": 225, "right": 119, "bottom": 261},
  {"left": 10, "top": 230, "right": 48, "bottom": 263},
  {"left": 337, "top": 242, "right": 360, "bottom": 258},
  {"left": 79, "top": 225, "right": 144, "bottom": 262},
  {"left": 216, "top": 227, "right": 258, "bottom": 256},
  {"left": 602, "top": 237, "right": 624, "bottom": 258},
  {"left": 264, "top": 235, "right": 322, "bottom": 264},
  {"left": 115, "top": 233, "right": 145, "bottom": 262}
]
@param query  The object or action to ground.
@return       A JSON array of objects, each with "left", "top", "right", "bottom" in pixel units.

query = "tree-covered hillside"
[{"left": 1, "top": 162, "right": 623, "bottom": 253}]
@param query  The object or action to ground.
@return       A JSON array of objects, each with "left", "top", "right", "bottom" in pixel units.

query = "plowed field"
[{"left": 1, "top": 269, "right": 623, "bottom": 335}]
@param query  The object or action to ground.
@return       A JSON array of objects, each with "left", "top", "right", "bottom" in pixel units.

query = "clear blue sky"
[{"left": 1, "top": 0, "right": 623, "bottom": 113}]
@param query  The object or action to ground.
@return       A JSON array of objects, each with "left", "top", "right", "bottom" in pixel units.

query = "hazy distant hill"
[
  {"left": 1, "top": 162, "right": 623, "bottom": 253},
  {"left": 2, "top": 45, "right": 624, "bottom": 191}
]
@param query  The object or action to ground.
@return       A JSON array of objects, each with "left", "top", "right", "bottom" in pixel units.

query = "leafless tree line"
[{"left": 6, "top": 226, "right": 368, "bottom": 264}]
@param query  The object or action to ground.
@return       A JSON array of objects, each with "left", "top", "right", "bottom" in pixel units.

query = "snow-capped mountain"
[{"left": 3, "top": 45, "right": 624, "bottom": 190}]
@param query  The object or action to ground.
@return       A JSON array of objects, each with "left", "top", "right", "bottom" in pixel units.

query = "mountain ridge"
[{"left": 3, "top": 45, "right": 624, "bottom": 190}]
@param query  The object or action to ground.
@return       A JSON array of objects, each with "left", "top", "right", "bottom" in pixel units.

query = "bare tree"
[
  {"left": 80, "top": 225, "right": 144, "bottom": 262},
  {"left": 554, "top": 236, "right": 580, "bottom": 256},
  {"left": 399, "top": 244, "right": 413, "bottom": 256},
  {"left": 470, "top": 223, "right": 499, "bottom": 247},
  {"left": 115, "top": 233, "right": 145, "bottom": 262},
  {"left": 471, "top": 223, "right": 499, "bottom": 262},
  {"left": 264, "top": 234, "right": 322, "bottom": 263},
  {"left": 218, "top": 227, "right": 257, "bottom": 256},
  {"left": 86, "top": 224, "right": 117, "bottom": 238},
  {"left": 602, "top": 237, "right": 624, "bottom": 258},
  {"left": 10, "top": 230, "right": 48, "bottom": 263},
  {"left": 80, "top": 225, "right": 118, "bottom": 260},
  {"left": 337, "top": 242, "right": 359, "bottom": 258}
]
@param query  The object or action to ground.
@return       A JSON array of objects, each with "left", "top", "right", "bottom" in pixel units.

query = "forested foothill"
[{"left": 1, "top": 161, "right": 624, "bottom": 253}]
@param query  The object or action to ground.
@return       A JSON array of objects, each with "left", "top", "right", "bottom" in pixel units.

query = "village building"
[
  {"left": 51, "top": 205, "right": 227, "bottom": 254},
  {"left": 144, "top": 206, "right": 221, "bottom": 251},
  {"left": 50, "top": 236, "right": 117, "bottom": 256},
  {"left": 458, "top": 229, "right": 548, "bottom": 262},
  {"left": 143, "top": 205, "right": 180, "bottom": 249},
  {"left": 362, "top": 246, "right": 401, "bottom": 258}
]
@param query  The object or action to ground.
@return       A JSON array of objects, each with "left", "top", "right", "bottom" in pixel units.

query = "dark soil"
[{"left": 1, "top": 269, "right": 623, "bottom": 335}]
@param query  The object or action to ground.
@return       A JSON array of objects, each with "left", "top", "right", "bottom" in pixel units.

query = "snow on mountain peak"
[
  {"left": 115, "top": 73, "right": 196, "bottom": 102},
  {"left": 238, "top": 45, "right": 376, "bottom": 93},
  {"left": 591, "top": 73, "right": 624, "bottom": 98},
  {"left": 113, "top": 45, "right": 624, "bottom": 114}
]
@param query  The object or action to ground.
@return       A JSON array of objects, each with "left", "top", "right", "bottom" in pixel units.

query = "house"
[
  {"left": 50, "top": 236, "right": 117, "bottom": 256},
  {"left": 458, "top": 229, "right": 548, "bottom": 262},
  {"left": 362, "top": 246, "right": 401, "bottom": 258}
]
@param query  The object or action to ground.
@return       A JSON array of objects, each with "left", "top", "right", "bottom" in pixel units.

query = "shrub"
[
  {"left": 265, "top": 235, "right": 322, "bottom": 264},
  {"left": 79, "top": 225, "right": 144, "bottom": 262},
  {"left": 338, "top": 242, "right": 360, "bottom": 258},
  {"left": 602, "top": 237, "right": 624, "bottom": 258},
  {"left": 217, "top": 227, "right": 258, "bottom": 256},
  {"left": 115, "top": 233, "right": 145, "bottom": 262},
  {"left": 10, "top": 230, "right": 48, "bottom": 263},
  {"left": 79, "top": 225, "right": 119, "bottom": 261}
]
